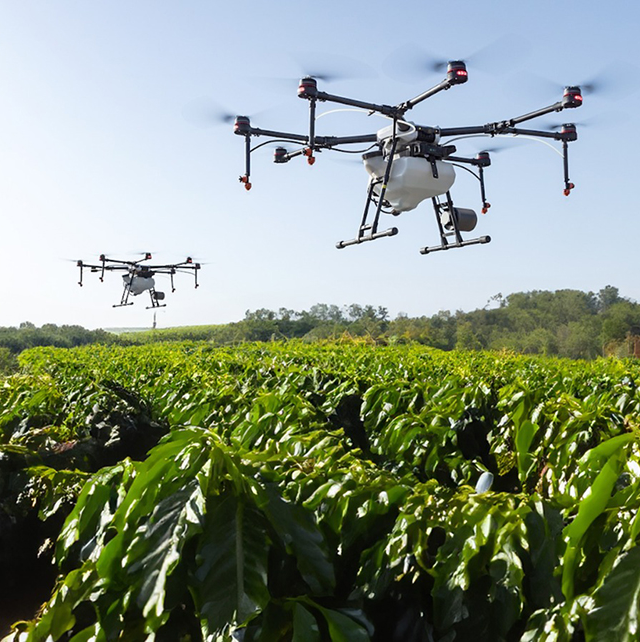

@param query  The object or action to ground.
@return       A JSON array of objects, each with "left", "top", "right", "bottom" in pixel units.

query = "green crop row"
[{"left": 2, "top": 342, "right": 640, "bottom": 640}]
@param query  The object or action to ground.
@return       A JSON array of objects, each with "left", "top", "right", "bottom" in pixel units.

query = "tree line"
[
  {"left": 2, "top": 286, "right": 639, "bottom": 362},
  {"left": 124, "top": 286, "right": 640, "bottom": 359}
]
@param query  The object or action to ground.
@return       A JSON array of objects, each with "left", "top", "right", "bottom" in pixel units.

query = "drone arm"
[
  {"left": 508, "top": 101, "right": 565, "bottom": 126},
  {"left": 242, "top": 126, "right": 309, "bottom": 143},
  {"left": 439, "top": 121, "right": 575, "bottom": 140},
  {"left": 398, "top": 79, "right": 457, "bottom": 114},
  {"left": 503, "top": 126, "right": 573, "bottom": 140},
  {"left": 317, "top": 133, "right": 378, "bottom": 147},
  {"left": 309, "top": 90, "right": 397, "bottom": 117},
  {"left": 440, "top": 87, "right": 582, "bottom": 138},
  {"left": 301, "top": 64, "right": 468, "bottom": 118},
  {"left": 274, "top": 134, "right": 378, "bottom": 163}
]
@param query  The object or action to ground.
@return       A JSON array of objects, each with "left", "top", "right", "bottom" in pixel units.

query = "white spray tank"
[
  {"left": 363, "top": 122, "right": 455, "bottom": 213},
  {"left": 124, "top": 274, "right": 155, "bottom": 295}
]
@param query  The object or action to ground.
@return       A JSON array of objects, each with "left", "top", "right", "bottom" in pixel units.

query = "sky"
[{"left": 0, "top": 0, "right": 638, "bottom": 330}]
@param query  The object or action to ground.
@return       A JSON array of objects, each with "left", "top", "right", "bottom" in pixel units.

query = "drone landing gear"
[
  {"left": 420, "top": 193, "right": 491, "bottom": 255},
  {"left": 336, "top": 176, "right": 399, "bottom": 249},
  {"left": 146, "top": 289, "right": 166, "bottom": 310}
]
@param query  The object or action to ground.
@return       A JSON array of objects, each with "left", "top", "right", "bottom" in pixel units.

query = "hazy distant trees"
[
  {"left": 0, "top": 324, "right": 117, "bottom": 354},
  {"left": 133, "top": 287, "right": 640, "bottom": 359},
  {"left": 5, "top": 286, "right": 640, "bottom": 361}
]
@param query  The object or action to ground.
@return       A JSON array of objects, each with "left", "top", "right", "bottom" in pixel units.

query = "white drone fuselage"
[
  {"left": 123, "top": 272, "right": 155, "bottom": 296},
  {"left": 363, "top": 123, "right": 455, "bottom": 213}
]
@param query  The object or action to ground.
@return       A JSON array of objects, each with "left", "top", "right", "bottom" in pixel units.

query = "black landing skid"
[{"left": 421, "top": 192, "right": 491, "bottom": 255}]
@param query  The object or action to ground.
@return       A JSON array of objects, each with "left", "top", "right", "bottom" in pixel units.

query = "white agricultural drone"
[
  {"left": 232, "top": 60, "right": 582, "bottom": 254},
  {"left": 76, "top": 253, "right": 201, "bottom": 308}
]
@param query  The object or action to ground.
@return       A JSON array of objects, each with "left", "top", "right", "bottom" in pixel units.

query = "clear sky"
[{"left": 0, "top": 0, "right": 638, "bottom": 329}]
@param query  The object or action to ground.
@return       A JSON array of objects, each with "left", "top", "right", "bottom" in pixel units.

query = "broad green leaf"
[
  {"left": 292, "top": 604, "right": 321, "bottom": 642},
  {"left": 305, "top": 602, "right": 371, "bottom": 642},
  {"left": 192, "top": 493, "right": 269, "bottom": 636},
  {"left": 515, "top": 420, "right": 538, "bottom": 485},
  {"left": 562, "top": 453, "right": 623, "bottom": 600},
  {"left": 582, "top": 433, "right": 635, "bottom": 463},
  {"left": 125, "top": 479, "right": 205, "bottom": 628},
  {"left": 259, "top": 484, "right": 335, "bottom": 595},
  {"left": 584, "top": 547, "right": 640, "bottom": 642}
]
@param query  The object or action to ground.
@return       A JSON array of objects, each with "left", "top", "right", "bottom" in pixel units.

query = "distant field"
[{"left": 103, "top": 326, "right": 152, "bottom": 334}]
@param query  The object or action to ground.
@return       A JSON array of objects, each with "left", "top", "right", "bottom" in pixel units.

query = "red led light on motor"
[{"left": 456, "top": 70, "right": 468, "bottom": 76}]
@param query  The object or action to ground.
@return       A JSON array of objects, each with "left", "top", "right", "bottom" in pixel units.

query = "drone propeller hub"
[
  {"left": 447, "top": 61, "right": 468, "bottom": 84},
  {"left": 562, "top": 86, "right": 583, "bottom": 108},
  {"left": 298, "top": 76, "right": 318, "bottom": 99},
  {"left": 234, "top": 116, "right": 251, "bottom": 134},
  {"left": 274, "top": 146, "right": 288, "bottom": 163},
  {"left": 475, "top": 151, "right": 491, "bottom": 166},
  {"left": 560, "top": 123, "right": 578, "bottom": 141}
]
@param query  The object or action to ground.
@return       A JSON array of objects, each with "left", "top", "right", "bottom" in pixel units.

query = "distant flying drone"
[
  {"left": 76, "top": 253, "right": 201, "bottom": 308},
  {"left": 232, "top": 61, "right": 582, "bottom": 254}
]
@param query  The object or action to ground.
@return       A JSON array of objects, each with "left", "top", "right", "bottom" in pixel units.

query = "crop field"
[{"left": 2, "top": 341, "right": 640, "bottom": 640}]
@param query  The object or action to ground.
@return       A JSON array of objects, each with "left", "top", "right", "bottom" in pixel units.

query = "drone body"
[
  {"left": 76, "top": 253, "right": 200, "bottom": 309},
  {"left": 233, "top": 61, "right": 582, "bottom": 254}
]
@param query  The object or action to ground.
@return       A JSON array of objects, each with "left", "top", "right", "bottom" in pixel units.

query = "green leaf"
[
  {"left": 584, "top": 547, "right": 640, "bottom": 641},
  {"left": 312, "top": 604, "right": 371, "bottom": 642},
  {"left": 126, "top": 479, "right": 205, "bottom": 628},
  {"left": 292, "top": 604, "right": 321, "bottom": 642},
  {"left": 191, "top": 493, "right": 269, "bottom": 636},
  {"left": 515, "top": 420, "right": 538, "bottom": 485},
  {"left": 562, "top": 453, "right": 623, "bottom": 600},
  {"left": 260, "top": 484, "right": 335, "bottom": 595},
  {"left": 582, "top": 433, "right": 635, "bottom": 463}
]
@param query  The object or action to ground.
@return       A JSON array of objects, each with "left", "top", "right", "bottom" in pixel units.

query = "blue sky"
[{"left": 0, "top": 0, "right": 637, "bottom": 329}]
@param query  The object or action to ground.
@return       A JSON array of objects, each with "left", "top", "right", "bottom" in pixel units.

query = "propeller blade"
[
  {"left": 518, "top": 61, "right": 640, "bottom": 103},
  {"left": 182, "top": 98, "right": 278, "bottom": 129},
  {"left": 543, "top": 111, "right": 629, "bottom": 130},
  {"left": 251, "top": 53, "right": 377, "bottom": 96},
  {"left": 181, "top": 97, "right": 236, "bottom": 127},
  {"left": 463, "top": 34, "right": 532, "bottom": 73},
  {"left": 575, "top": 62, "right": 640, "bottom": 97},
  {"left": 383, "top": 35, "right": 530, "bottom": 83},
  {"left": 292, "top": 51, "right": 378, "bottom": 83}
]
